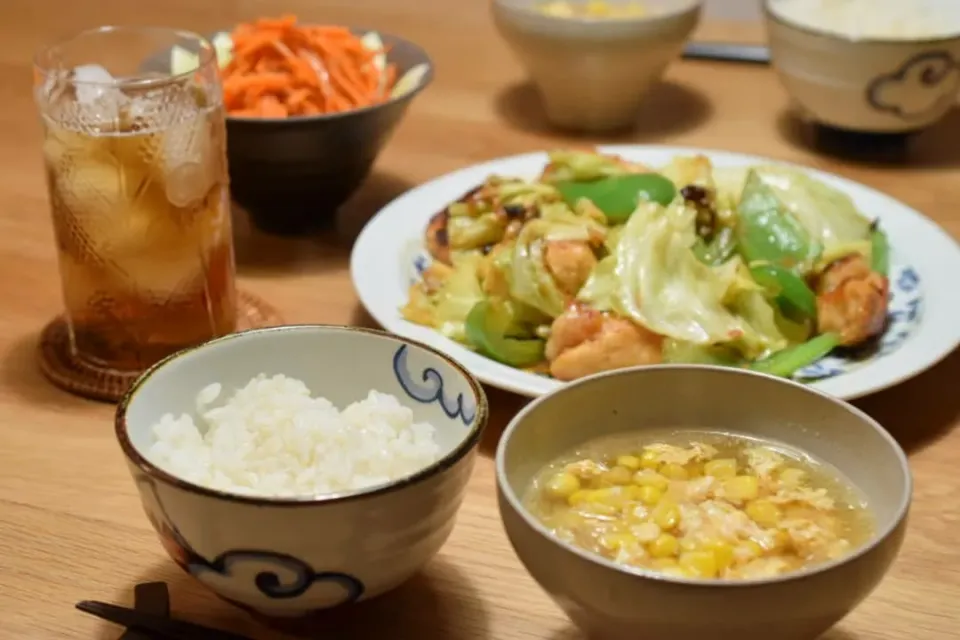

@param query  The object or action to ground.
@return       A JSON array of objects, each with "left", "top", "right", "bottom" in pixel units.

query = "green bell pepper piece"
[
  {"left": 735, "top": 170, "right": 821, "bottom": 271},
  {"left": 749, "top": 263, "right": 818, "bottom": 320},
  {"left": 465, "top": 300, "right": 545, "bottom": 367},
  {"left": 555, "top": 173, "right": 677, "bottom": 223},
  {"left": 750, "top": 333, "right": 840, "bottom": 378},
  {"left": 871, "top": 225, "right": 890, "bottom": 277}
]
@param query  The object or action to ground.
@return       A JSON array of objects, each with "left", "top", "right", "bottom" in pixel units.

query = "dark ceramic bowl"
[{"left": 225, "top": 30, "right": 433, "bottom": 236}]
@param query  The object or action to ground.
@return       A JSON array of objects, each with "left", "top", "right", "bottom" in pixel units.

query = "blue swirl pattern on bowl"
[
  {"left": 410, "top": 252, "right": 924, "bottom": 382},
  {"left": 393, "top": 344, "right": 477, "bottom": 426},
  {"left": 136, "top": 475, "right": 366, "bottom": 610}
]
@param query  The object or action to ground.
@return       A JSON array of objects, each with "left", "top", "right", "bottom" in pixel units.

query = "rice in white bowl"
[
  {"left": 146, "top": 374, "right": 442, "bottom": 498},
  {"left": 769, "top": 0, "right": 960, "bottom": 40}
]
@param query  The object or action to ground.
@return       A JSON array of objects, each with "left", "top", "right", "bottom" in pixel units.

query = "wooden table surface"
[{"left": 3, "top": 1, "right": 959, "bottom": 638}]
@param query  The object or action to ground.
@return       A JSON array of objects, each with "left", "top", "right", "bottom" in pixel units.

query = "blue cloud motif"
[
  {"left": 866, "top": 50, "right": 960, "bottom": 121},
  {"left": 392, "top": 344, "right": 477, "bottom": 426},
  {"left": 136, "top": 476, "right": 364, "bottom": 611}
]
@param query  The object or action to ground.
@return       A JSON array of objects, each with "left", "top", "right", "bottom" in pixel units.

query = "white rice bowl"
[{"left": 146, "top": 374, "right": 442, "bottom": 498}]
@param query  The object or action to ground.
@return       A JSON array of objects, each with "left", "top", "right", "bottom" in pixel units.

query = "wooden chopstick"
[{"left": 76, "top": 600, "right": 253, "bottom": 640}]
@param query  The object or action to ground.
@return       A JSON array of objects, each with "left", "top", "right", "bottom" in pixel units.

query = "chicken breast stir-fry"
[
  {"left": 544, "top": 240, "right": 597, "bottom": 296},
  {"left": 816, "top": 254, "right": 889, "bottom": 347},
  {"left": 545, "top": 305, "right": 663, "bottom": 381}
]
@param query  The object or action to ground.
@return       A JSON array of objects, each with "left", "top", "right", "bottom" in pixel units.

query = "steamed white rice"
[
  {"left": 769, "top": 0, "right": 960, "bottom": 40},
  {"left": 146, "top": 374, "right": 442, "bottom": 497}
]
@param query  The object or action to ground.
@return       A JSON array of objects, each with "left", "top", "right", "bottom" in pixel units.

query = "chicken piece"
[
  {"left": 544, "top": 240, "right": 597, "bottom": 295},
  {"left": 425, "top": 210, "right": 451, "bottom": 265},
  {"left": 815, "top": 254, "right": 889, "bottom": 347},
  {"left": 424, "top": 185, "right": 488, "bottom": 265},
  {"left": 545, "top": 305, "right": 663, "bottom": 381}
]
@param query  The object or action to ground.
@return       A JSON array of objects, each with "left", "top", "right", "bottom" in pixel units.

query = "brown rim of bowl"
[
  {"left": 492, "top": 0, "right": 703, "bottom": 25},
  {"left": 224, "top": 28, "right": 434, "bottom": 126},
  {"left": 115, "top": 324, "right": 489, "bottom": 507},
  {"left": 764, "top": 2, "right": 960, "bottom": 45},
  {"left": 495, "top": 364, "right": 913, "bottom": 588}
]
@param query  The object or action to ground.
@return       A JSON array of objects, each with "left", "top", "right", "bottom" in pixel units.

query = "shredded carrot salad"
[{"left": 221, "top": 15, "right": 398, "bottom": 118}]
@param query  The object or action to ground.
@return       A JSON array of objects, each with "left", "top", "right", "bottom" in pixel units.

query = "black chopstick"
[
  {"left": 119, "top": 583, "right": 170, "bottom": 640},
  {"left": 76, "top": 600, "right": 253, "bottom": 640},
  {"left": 683, "top": 42, "right": 771, "bottom": 65}
]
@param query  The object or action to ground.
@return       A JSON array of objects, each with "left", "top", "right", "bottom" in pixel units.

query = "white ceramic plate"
[{"left": 351, "top": 145, "right": 960, "bottom": 400}]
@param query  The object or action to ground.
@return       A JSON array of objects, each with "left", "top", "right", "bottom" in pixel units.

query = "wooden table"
[{"left": 2, "top": 1, "right": 959, "bottom": 638}]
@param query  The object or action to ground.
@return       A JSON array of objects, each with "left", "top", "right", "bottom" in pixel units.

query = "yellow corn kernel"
[
  {"left": 660, "top": 463, "right": 689, "bottom": 480},
  {"left": 600, "top": 532, "right": 637, "bottom": 551},
  {"left": 679, "top": 551, "right": 719, "bottom": 578},
  {"left": 699, "top": 538, "right": 734, "bottom": 572},
  {"left": 778, "top": 467, "right": 807, "bottom": 488},
  {"left": 651, "top": 500, "right": 680, "bottom": 530},
  {"left": 746, "top": 499, "right": 782, "bottom": 528},
  {"left": 680, "top": 537, "right": 698, "bottom": 552},
  {"left": 602, "top": 466, "right": 633, "bottom": 486},
  {"left": 632, "top": 470, "right": 669, "bottom": 491},
  {"left": 546, "top": 472, "right": 581, "bottom": 499},
  {"left": 649, "top": 533, "right": 680, "bottom": 558},
  {"left": 632, "top": 522, "right": 662, "bottom": 543},
  {"left": 616, "top": 455, "right": 642, "bottom": 471},
  {"left": 639, "top": 449, "right": 661, "bottom": 469},
  {"left": 736, "top": 539, "right": 765, "bottom": 561},
  {"left": 703, "top": 458, "right": 738, "bottom": 479},
  {"left": 636, "top": 485, "right": 663, "bottom": 505},
  {"left": 567, "top": 489, "right": 594, "bottom": 506},
  {"left": 687, "top": 462, "right": 704, "bottom": 478},
  {"left": 722, "top": 475, "right": 760, "bottom": 501},
  {"left": 591, "top": 487, "right": 626, "bottom": 507}
]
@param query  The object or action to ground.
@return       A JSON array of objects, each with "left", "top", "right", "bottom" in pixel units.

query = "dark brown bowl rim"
[
  {"left": 496, "top": 364, "right": 913, "bottom": 588},
  {"left": 764, "top": 1, "right": 960, "bottom": 45},
  {"left": 223, "top": 26, "right": 434, "bottom": 126},
  {"left": 115, "top": 324, "right": 489, "bottom": 507}
]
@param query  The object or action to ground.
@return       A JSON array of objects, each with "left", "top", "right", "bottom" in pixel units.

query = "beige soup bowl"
[
  {"left": 496, "top": 365, "right": 911, "bottom": 640},
  {"left": 765, "top": 0, "right": 960, "bottom": 133},
  {"left": 491, "top": 0, "right": 702, "bottom": 132},
  {"left": 116, "top": 325, "right": 488, "bottom": 617}
]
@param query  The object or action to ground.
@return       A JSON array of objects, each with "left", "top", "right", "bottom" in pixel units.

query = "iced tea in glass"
[{"left": 34, "top": 27, "right": 237, "bottom": 372}]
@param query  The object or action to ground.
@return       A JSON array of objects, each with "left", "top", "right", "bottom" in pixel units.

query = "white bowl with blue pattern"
[
  {"left": 352, "top": 145, "right": 960, "bottom": 401},
  {"left": 115, "top": 325, "right": 487, "bottom": 617}
]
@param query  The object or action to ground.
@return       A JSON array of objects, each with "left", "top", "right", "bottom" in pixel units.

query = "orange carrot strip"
[{"left": 221, "top": 15, "right": 406, "bottom": 118}]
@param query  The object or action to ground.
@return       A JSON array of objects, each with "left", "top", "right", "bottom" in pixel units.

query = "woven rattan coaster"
[{"left": 37, "top": 290, "right": 284, "bottom": 403}]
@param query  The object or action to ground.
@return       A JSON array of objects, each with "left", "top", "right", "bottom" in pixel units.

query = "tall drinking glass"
[{"left": 34, "top": 27, "right": 237, "bottom": 373}]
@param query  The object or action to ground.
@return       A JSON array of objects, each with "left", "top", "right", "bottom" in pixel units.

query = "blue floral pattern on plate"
[
  {"left": 411, "top": 252, "right": 924, "bottom": 384},
  {"left": 795, "top": 265, "right": 922, "bottom": 381},
  {"left": 392, "top": 343, "right": 477, "bottom": 426}
]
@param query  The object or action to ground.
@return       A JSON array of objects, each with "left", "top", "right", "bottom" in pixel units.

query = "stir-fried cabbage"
[
  {"left": 580, "top": 200, "right": 788, "bottom": 358},
  {"left": 507, "top": 204, "right": 605, "bottom": 318},
  {"left": 541, "top": 150, "right": 630, "bottom": 183},
  {"left": 401, "top": 254, "right": 485, "bottom": 343}
]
